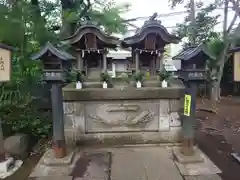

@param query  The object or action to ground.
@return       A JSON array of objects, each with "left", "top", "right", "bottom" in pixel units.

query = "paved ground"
[
  {"left": 111, "top": 147, "right": 183, "bottom": 180},
  {"left": 29, "top": 146, "right": 222, "bottom": 180}
]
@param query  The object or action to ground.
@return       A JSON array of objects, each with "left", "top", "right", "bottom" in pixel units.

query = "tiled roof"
[
  {"left": 172, "top": 43, "right": 215, "bottom": 61},
  {"left": 31, "top": 42, "right": 75, "bottom": 61}
]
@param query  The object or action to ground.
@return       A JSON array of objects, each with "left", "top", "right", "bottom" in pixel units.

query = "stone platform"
[{"left": 29, "top": 146, "right": 222, "bottom": 180}]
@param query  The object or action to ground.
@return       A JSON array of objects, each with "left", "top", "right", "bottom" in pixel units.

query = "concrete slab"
[
  {"left": 174, "top": 149, "right": 221, "bottom": 176},
  {"left": 33, "top": 176, "right": 73, "bottom": 180},
  {"left": 70, "top": 152, "right": 110, "bottom": 180},
  {"left": 43, "top": 149, "right": 75, "bottom": 166},
  {"left": 173, "top": 147, "right": 204, "bottom": 164},
  {"left": 111, "top": 147, "right": 183, "bottom": 180},
  {"left": 184, "top": 174, "right": 222, "bottom": 180},
  {"left": 29, "top": 151, "right": 110, "bottom": 180}
]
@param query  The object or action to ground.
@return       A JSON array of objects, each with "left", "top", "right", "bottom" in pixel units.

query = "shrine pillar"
[
  {"left": 103, "top": 52, "right": 107, "bottom": 71},
  {"left": 135, "top": 51, "right": 140, "bottom": 72},
  {"left": 76, "top": 51, "right": 83, "bottom": 71},
  {"left": 156, "top": 53, "right": 160, "bottom": 71},
  {"left": 157, "top": 50, "right": 164, "bottom": 71}
]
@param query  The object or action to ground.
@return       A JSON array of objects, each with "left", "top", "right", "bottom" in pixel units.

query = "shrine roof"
[
  {"left": 121, "top": 13, "right": 181, "bottom": 47},
  {"left": 62, "top": 21, "right": 120, "bottom": 46},
  {"left": 172, "top": 43, "right": 215, "bottom": 61},
  {"left": 0, "top": 43, "right": 15, "bottom": 51},
  {"left": 31, "top": 42, "right": 75, "bottom": 61},
  {"left": 229, "top": 46, "right": 240, "bottom": 53}
]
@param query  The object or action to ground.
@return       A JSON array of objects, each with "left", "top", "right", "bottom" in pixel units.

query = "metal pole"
[
  {"left": 0, "top": 120, "right": 5, "bottom": 162},
  {"left": 51, "top": 83, "right": 66, "bottom": 158},
  {"left": 181, "top": 82, "right": 197, "bottom": 155}
]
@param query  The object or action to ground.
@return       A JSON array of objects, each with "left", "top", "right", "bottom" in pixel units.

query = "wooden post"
[
  {"left": 156, "top": 54, "right": 160, "bottom": 71},
  {"left": 135, "top": 51, "right": 139, "bottom": 72},
  {"left": 103, "top": 53, "right": 107, "bottom": 71},
  {"left": 51, "top": 83, "right": 66, "bottom": 158},
  {"left": 181, "top": 82, "right": 197, "bottom": 155},
  {"left": 159, "top": 53, "right": 164, "bottom": 71},
  {"left": 76, "top": 52, "right": 83, "bottom": 71}
]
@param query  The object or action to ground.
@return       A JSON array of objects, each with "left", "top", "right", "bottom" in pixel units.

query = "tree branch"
[
  {"left": 227, "top": 13, "right": 237, "bottom": 33},
  {"left": 79, "top": 0, "right": 91, "bottom": 19},
  {"left": 229, "top": 0, "right": 240, "bottom": 17},
  {"left": 226, "top": 0, "right": 240, "bottom": 34}
]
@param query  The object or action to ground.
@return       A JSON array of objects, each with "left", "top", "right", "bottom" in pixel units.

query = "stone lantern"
[
  {"left": 172, "top": 43, "right": 210, "bottom": 163},
  {"left": 31, "top": 42, "right": 75, "bottom": 158}
]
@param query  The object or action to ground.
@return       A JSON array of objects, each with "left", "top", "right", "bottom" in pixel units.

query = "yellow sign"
[
  {"left": 0, "top": 48, "right": 11, "bottom": 82},
  {"left": 184, "top": 94, "right": 191, "bottom": 116}
]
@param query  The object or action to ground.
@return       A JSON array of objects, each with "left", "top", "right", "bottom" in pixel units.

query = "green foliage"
[
  {"left": 68, "top": 69, "right": 85, "bottom": 82},
  {"left": 173, "top": 2, "right": 220, "bottom": 47},
  {"left": 0, "top": 0, "right": 130, "bottom": 139},
  {"left": 158, "top": 69, "right": 171, "bottom": 81},
  {"left": 0, "top": 56, "right": 51, "bottom": 138},
  {"left": 62, "top": 0, "right": 130, "bottom": 34},
  {"left": 132, "top": 71, "right": 144, "bottom": 82},
  {"left": 87, "top": 0, "right": 130, "bottom": 34},
  {"left": 0, "top": 106, "right": 52, "bottom": 138},
  {"left": 100, "top": 71, "right": 112, "bottom": 83},
  {"left": 207, "top": 37, "right": 225, "bottom": 58}
]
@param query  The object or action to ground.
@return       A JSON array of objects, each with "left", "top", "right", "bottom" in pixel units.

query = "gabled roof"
[
  {"left": 229, "top": 46, "right": 240, "bottom": 53},
  {"left": 0, "top": 43, "right": 15, "bottom": 51},
  {"left": 31, "top": 42, "right": 75, "bottom": 61},
  {"left": 172, "top": 43, "right": 215, "bottom": 61},
  {"left": 122, "top": 13, "right": 181, "bottom": 47},
  {"left": 62, "top": 21, "right": 120, "bottom": 46}
]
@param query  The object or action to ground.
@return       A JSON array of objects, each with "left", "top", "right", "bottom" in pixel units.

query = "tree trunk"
[
  {"left": 211, "top": 45, "right": 229, "bottom": 102},
  {"left": 60, "top": 0, "right": 74, "bottom": 38},
  {"left": 210, "top": 0, "right": 229, "bottom": 102}
]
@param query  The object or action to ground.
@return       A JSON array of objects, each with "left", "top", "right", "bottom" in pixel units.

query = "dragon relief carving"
[{"left": 88, "top": 104, "right": 154, "bottom": 127}]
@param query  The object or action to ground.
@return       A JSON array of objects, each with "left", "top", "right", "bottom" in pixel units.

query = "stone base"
[
  {"left": 231, "top": 153, "right": 240, "bottom": 163},
  {"left": 0, "top": 157, "right": 14, "bottom": 173},
  {"left": 0, "top": 159, "right": 23, "bottom": 179},
  {"left": 65, "top": 127, "right": 182, "bottom": 146},
  {"left": 174, "top": 147, "right": 221, "bottom": 176},
  {"left": 43, "top": 149, "right": 75, "bottom": 166},
  {"left": 172, "top": 147, "right": 204, "bottom": 164}
]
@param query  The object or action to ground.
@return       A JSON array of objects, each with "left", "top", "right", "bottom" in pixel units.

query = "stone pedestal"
[
  {"left": 173, "top": 146, "right": 204, "bottom": 164},
  {"left": 43, "top": 149, "right": 75, "bottom": 166}
]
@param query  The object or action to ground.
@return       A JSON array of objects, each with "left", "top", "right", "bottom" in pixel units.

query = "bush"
[
  {"left": 158, "top": 69, "right": 171, "bottom": 81},
  {"left": 132, "top": 71, "right": 144, "bottom": 82},
  {"left": 100, "top": 71, "right": 112, "bottom": 83},
  {"left": 0, "top": 57, "right": 52, "bottom": 139},
  {"left": 0, "top": 106, "right": 52, "bottom": 138}
]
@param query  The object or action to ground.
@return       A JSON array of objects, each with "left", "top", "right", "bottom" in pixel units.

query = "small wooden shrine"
[
  {"left": 121, "top": 13, "right": 180, "bottom": 75},
  {"left": 172, "top": 43, "right": 214, "bottom": 81},
  {"left": 62, "top": 21, "right": 120, "bottom": 79},
  {"left": 31, "top": 42, "right": 75, "bottom": 81}
]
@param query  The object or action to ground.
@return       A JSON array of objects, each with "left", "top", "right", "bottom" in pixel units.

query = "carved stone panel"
[{"left": 85, "top": 100, "right": 159, "bottom": 133}]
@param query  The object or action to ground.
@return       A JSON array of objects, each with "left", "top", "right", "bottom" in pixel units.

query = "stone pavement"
[{"left": 29, "top": 146, "right": 222, "bottom": 180}]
